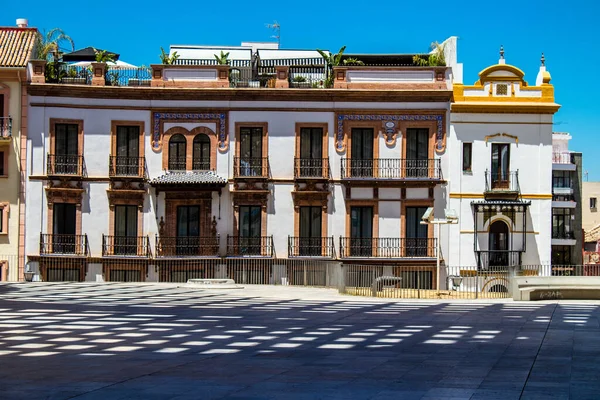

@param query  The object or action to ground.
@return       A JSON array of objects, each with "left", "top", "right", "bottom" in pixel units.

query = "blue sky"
[{"left": 3, "top": 0, "right": 599, "bottom": 178}]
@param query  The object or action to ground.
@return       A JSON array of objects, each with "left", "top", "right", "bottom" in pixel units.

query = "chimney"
[{"left": 16, "top": 19, "right": 28, "bottom": 28}]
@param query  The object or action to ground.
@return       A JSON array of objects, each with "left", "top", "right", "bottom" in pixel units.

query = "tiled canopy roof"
[
  {"left": 0, "top": 28, "right": 37, "bottom": 67},
  {"left": 151, "top": 171, "right": 227, "bottom": 186}
]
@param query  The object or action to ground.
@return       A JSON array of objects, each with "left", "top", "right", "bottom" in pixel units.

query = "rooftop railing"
[{"left": 552, "top": 152, "right": 572, "bottom": 164}]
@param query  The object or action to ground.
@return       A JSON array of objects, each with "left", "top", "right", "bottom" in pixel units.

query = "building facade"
[
  {"left": 24, "top": 39, "right": 459, "bottom": 284},
  {"left": 0, "top": 21, "right": 37, "bottom": 281},
  {"left": 582, "top": 181, "right": 600, "bottom": 250},
  {"left": 446, "top": 51, "right": 560, "bottom": 271}
]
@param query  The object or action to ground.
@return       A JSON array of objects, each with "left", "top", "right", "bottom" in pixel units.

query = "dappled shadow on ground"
[{"left": 0, "top": 283, "right": 599, "bottom": 399}]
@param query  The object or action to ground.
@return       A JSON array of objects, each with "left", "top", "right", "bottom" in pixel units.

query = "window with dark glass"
[
  {"left": 53, "top": 203, "right": 76, "bottom": 253},
  {"left": 0, "top": 151, "right": 4, "bottom": 176},
  {"left": 238, "top": 205, "right": 262, "bottom": 255},
  {"left": 192, "top": 134, "right": 211, "bottom": 170},
  {"left": 239, "top": 128, "right": 263, "bottom": 176},
  {"left": 114, "top": 205, "right": 138, "bottom": 255},
  {"left": 552, "top": 171, "right": 571, "bottom": 189},
  {"left": 115, "top": 126, "right": 140, "bottom": 175},
  {"left": 405, "top": 206, "right": 429, "bottom": 257},
  {"left": 406, "top": 128, "right": 429, "bottom": 178},
  {"left": 491, "top": 143, "right": 510, "bottom": 189},
  {"left": 176, "top": 206, "right": 200, "bottom": 255},
  {"left": 299, "top": 206, "right": 322, "bottom": 256},
  {"left": 462, "top": 143, "right": 472, "bottom": 172},
  {"left": 350, "top": 206, "right": 373, "bottom": 256},
  {"left": 299, "top": 128, "right": 323, "bottom": 177},
  {"left": 552, "top": 245, "right": 571, "bottom": 266},
  {"left": 168, "top": 134, "right": 186, "bottom": 170},
  {"left": 552, "top": 208, "right": 573, "bottom": 239},
  {"left": 350, "top": 128, "right": 374, "bottom": 177},
  {"left": 54, "top": 124, "right": 79, "bottom": 174},
  {"left": 591, "top": 197, "right": 597, "bottom": 209}
]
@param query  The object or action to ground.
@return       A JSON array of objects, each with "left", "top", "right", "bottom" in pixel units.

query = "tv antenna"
[{"left": 266, "top": 21, "right": 280, "bottom": 47}]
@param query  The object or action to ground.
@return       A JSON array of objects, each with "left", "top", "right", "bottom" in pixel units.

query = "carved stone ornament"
[{"left": 152, "top": 112, "right": 228, "bottom": 152}]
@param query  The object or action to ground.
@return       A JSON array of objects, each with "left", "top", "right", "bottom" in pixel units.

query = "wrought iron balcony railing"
[
  {"left": 156, "top": 236, "right": 220, "bottom": 257},
  {"left": 484, "top": 170, "right": 520, "bottom": 193},
  {"left": 552, "top": 230, "right": 575, "bottom": 240},
  {"left": 47, "top": 154, "right": 84, "bottom": 176},
  {"left": 168, "top": 157, "right": 186, "bottom": 171},
  {"left": 0, "top": 117, "right": 11, "bottom": 138},
  {"left": 102, "top": 235, "right": 151, "bottom": 257},
  {"left": 294, "top": 158, "right": 330, "bottom": 179},
  {"left": 476, "top": 250, "right": 521, "bottom": 270},
  {"left": 288, "top": 236, "right": 335, "bottom": 258},
  {"left": 339, "top": 237, "right": 437, "bottom": 258},
  {"left": 233, "top": 157, "right": 269, "bottom": 178},
  {"left": 341, "top": 159, "right": 441, "bottom": 179},
  {"left": 40, "top": 233, "right": 89, "bottom": 256},
  {"left": 192, "top": 160, "right": 211, "bottom": 170},
  {"left": 109, "top": 156, "right": 146, "bottom": 178},
  {"left": 226, "top": 235, "right": 274, "bottom": 257}
]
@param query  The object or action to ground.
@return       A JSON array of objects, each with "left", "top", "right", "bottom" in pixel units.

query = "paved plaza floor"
[{"left": 0, "top": 283, "right": 599, "bottom": 399}]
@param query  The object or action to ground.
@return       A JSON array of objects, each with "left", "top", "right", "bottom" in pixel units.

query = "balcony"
[
  {"left": 47, "top": 154, "right": 84, "bottom": 176},
  {"left": 339, "top": 237, "right": 437, "bottom": 259},
  {"left": 226, "top": 235, "right": 274, "bottom": 257},
  {"left": 39, "top": 233, "right": 89, "bottom": 256},
  {"left": 552, "top": 177, "right": 573, "bottom": 195},
  {"left": 233, "top": 157, "right": 269, "bottom": 178},
  {"left": 294, "top": 158, "right": 330, "bottom": 179},
  {"left": 0, "top": 117, "right": 11, "bottom": 138},
  {"left": 552, "top": 152, "right": 576, "bottom": 171},
  {"left": 341, "top": 159, "right": 441, "bottom": 180},
  {"left": 476, "top": 251, "right": 521, "bottom": 270},
  {"left": 484, "top": 170, "right": 520, "bottom": 200},
  {"left": 109, "top": 156, "right": 146, "bottom": 178},
  {"left": 288, "top": 237, "right": 335, "bottom": 258},
  {"left": 156, "top": 236, "right": 220, "bottom": 257},
  {"left": 552, "top": 229, "right": 577, "bottom": 246},
  {"left": 102, "top": 235, "right": 151, "bottom": 257},
  {"left": 168, "top": 157, "right": 186, "bottom": 171}
]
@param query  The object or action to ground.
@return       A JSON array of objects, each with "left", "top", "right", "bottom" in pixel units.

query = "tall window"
[
  {"left": 239, "top": 127, "right": 263, "bottom": 176},
  {"left": 168, "top": 134, "right": 186, "bottom": 170},
  {"left": 350, "top": 128, "right": 374, "bottom": 177},
  {"left": 552, "top": 209, "right": 573, "bottom": 239},
  {"left": 176, "top": 206, "right": 200, "bottom": 255},
  {"left": 192, "top": 134, "right": 211, "bottom": 170},
  {"left": 462, "top": 143, "right": 472, "bottom": 172},
  {"left": 552, "top": 245, "right": 571, "bottom": 266},
  {"left": 54, "top": 123, "right": 79, "bottom": 174},
  {"left": 299, "top": 206, "right": 322, "bottom": 256},
  {"left": 0, "top": 151, "right": 4, "bottom": 176},
  {"left": 114, "top": 205, "right": 138, "bottom": 255},
  {"left": 491, "top": 143, "right": 510, "bottom": 189},
  {"left": 406, "top": 128, "right": 429, "bottom": 178},
  {"left": 405, "top": 206, "right": 429, "bottom": 257},
  {"left": 299, "top": 127, "right": 323, "bottom": 177},
  {"left": 552, "top": 171, "right": 572, "bottom": 189},
  {"left": 115, "top": 126, "right": 140, "bottom": 175},
  {"left": 591, "top": 197, "right": 597, "bottom": 210},
  {"left": 350, "top": 206, "right": 373, "bottom": 256},
  {"left": 238, "top": 206, "right": 262, "bottom": 255},
  {"left": 53, "top": 203, "right": 77, "bottom": 253}
]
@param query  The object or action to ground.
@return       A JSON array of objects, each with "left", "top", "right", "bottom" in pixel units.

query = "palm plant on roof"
[
  {"left": 35, "top": 28, "right": 75, "bottom": 83},
  {"left": 214, "top": 51, "right": 230, "bottom": 65},
  {"left": 159, "top": 47, "right": 180, "bottom": 65},
  {"left": 317, "top": 46, "right": 346, "bottom": 88}
]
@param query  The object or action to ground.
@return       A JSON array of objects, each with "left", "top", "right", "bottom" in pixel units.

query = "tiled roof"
[
  {"left": 151, "top": 171, "right": 227, "bottom": 186},
  {"left": 0, "top": 28, "right": 37, "bottom": 67}
]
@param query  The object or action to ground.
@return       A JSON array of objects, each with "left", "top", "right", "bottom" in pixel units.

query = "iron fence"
[
  {"left": 40, "top": 234, "right": 89, "bottom": 256},
  {"left": 156, "top": 236, "right": 220, "bottom": 257},
  {"left": 289, "top": 66, "right": 326, "bottom": 88},
  {"left": 294, "top": 158, "right": 330, "bottom": 178},
  {"left": 109, "top": 156, "right": 146, "bottom": 178},
  {"left": 288, "top": 237, "right": 335, "bottom": 258},
  {"left": 0, "top": 117, "right": 11, "bottom": 138},
  {"left": 233, "top": 157, "right": 269, "bottom": 178},
  {"left": 476, "top": 251, "right": 521, "bottom": 270},
  {"left": 340, "top": 158, "right": 441, "bottom": 179},
  {"left": 46, "top": 154, "right": 84, "bottom": 176},
  {"left": 102, "top": 235, "right": 151, "bottom": 257},
  {"left": 105, "top": 67, "right": 152, "bottom": 87},
  {"left": 339, "top": 237, "right": 437, "bottom": 258},
  {"left": 168, "top": 157, "right": 187, "bottom": 171},
  {"left": 226, "top": 235, "right": 274, "bottom": 257}
]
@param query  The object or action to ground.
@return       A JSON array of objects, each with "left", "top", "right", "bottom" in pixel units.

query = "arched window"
[
  {"left": 168, "top": 134, "right": 186, "bottom": 170},
  {"left": 192, "top": 134, "right": 211, "bottom": 170},
  {"left": 489, "top": 220, "right": 509, "bottom": 266}
]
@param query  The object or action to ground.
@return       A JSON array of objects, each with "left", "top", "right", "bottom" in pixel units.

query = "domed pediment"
[{"left": 478, "top": 64, "right": 526, "bottom": 84}]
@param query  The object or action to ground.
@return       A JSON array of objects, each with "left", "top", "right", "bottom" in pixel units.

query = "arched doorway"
[{"left": 489, "top": 220, "right": 509, "bottom": 266}]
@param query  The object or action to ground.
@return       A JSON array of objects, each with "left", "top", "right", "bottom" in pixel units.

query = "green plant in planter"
[
  {"left": 292, "top": 75, "right": 307, "bottom": 83},
  {"left": 214, "top": 51, "right": 230, "bottom": 65},
  {"left": 67, "top": 67, "right": 78, "bottom": 78},
  {"left": 94, "top": 49, "right": 116, "bottom": 63},
  {"left": 159, "top": 47, "right": 180, "bottom": 65},
  {"left": 412, "top": 42, "right": 446, "bottom": 67},
  {"left": 343, "top": 58, "right": 364, "bottom": 66},
  {"left": 317, "top": 46, "right": 346, "bottom": 88}
]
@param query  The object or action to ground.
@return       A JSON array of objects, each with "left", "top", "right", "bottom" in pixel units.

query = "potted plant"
[
  {"left": 159, "top": 47, "right": 179, "bottom": 65},
  {"left": 317, "top": 46, "right": 347, "bottom": 88},
  {"left": 61, "top": 66, "right": 86, "bottom": 85},
  {"left": 413, "top": 42, "right": 446, "bottom": 67},
  {"left": 291, "top": 75, "right": 308, "bottom": 88}
]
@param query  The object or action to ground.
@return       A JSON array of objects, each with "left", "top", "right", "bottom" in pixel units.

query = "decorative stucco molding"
[
  {"left": 336, "top": 113, "right": 446, "bottom": 153},
  {"left": 152, "top": 112, "right": 227, "bottom": 152},
  {"left": 484, "top": 132, "right": 519, "bottom": 144}
]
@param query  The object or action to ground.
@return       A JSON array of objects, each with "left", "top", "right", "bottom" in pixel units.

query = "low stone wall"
[{"left": 513, "top": 276, "right": 600, "bottom": 300}]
